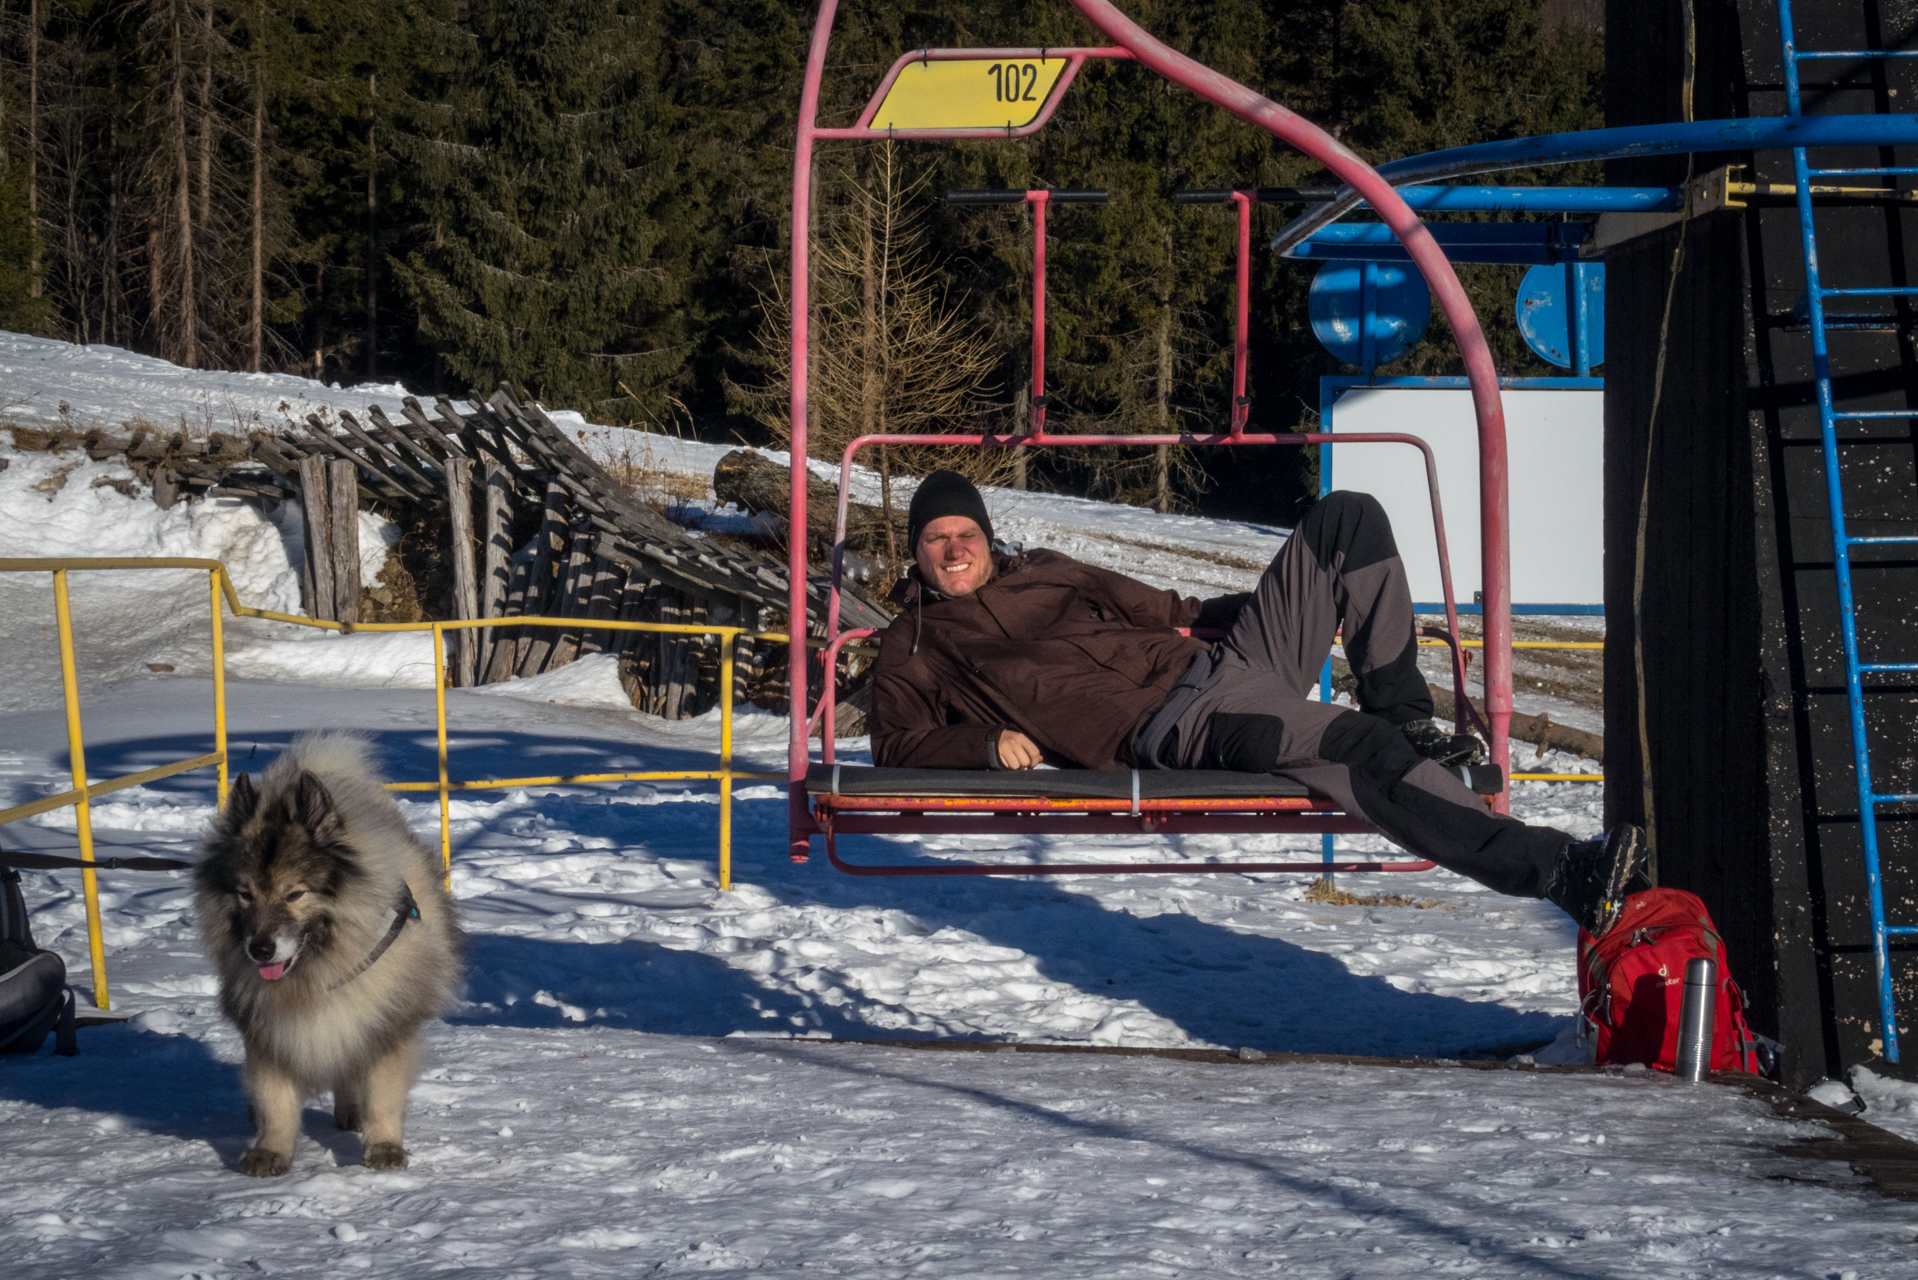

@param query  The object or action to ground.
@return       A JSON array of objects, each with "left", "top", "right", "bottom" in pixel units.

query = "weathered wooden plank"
[
  {"left": 478, "top": 460, "right": 513, "bottom": 679},
  {"left": 482, "top": 539, "right": 538, "bottom": 685},
  {"left": 610, "top": 571, "right": 655, "bottom": 654},
  {"left": 445, "top": 456, "right": 479, "bottom": 687},
  {"left": 338, "top": 410, "right": 436, "bottom": 497},
  {"left": 575, "top": 556, "right": 624, "bottom": 657},
  {"left": 368, "top": 404, "right": 447, "bottom": 474},
  {"left": 447, "top": 396, "right": 521, "bottom": 474},
  {"left": 301, "top": 416, "right": 409, "bottom": 503},
  {"left": 514, "top": 481, "right": 570, "bottom": 677},
  {"left": 327, "top": 459, "right": 362, "bottom": 626},
  {"left": 245, "top": 432, "right": 303, "bottom": 480},
  {"left": 297, "top": 453, "right": 334, "bottom": 622},
  {"left": 539, "top": 534, "right": 597, "bottom": 673},
  {"left": 660, "top": 597, "right": 705, "bottom": 721},
  {"left": 398, "top": 397, "right": 471, "bottom": 460}
]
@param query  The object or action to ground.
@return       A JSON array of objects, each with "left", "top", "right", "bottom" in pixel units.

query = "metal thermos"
[{"left": 1676, "top": 957, "right": 1718, "bottom": 1082}]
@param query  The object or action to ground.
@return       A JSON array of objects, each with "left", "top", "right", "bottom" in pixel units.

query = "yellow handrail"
[
  {"left": 0, "top": 557, "right": 790, "bottom": 1009},
  {"left": 3, "top": 556, "right": 1612, "bottom": 1009}
]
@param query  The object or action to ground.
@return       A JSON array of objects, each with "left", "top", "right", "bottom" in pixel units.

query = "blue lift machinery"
[{"left": 1227, "top": 0, "right": 1918, "bottom": 1084}]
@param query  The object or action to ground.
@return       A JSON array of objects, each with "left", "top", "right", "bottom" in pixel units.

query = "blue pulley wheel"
[
  {"left": 1308, "top": 260, "right": 1432, "bottom": 371},
  {"left": 1516, "top": 261, "right": 1604, "bottom": 371}
]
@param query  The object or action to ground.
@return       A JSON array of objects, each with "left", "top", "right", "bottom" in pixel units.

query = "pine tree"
[
  {"left": 736, "top": 141, "right": 1003, "bottom": 569},
  {"left": 0, "top": 135, "right": 50, "bottom": 331},
  {"left": 393, "top": 0, "right": 793, "bottom": 417}
]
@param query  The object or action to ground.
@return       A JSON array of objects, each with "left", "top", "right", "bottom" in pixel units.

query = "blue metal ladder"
[{"left": 1777, "top": 0, "right": 1918, "bottom": 1062}]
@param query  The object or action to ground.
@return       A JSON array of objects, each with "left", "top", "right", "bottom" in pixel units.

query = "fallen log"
[
  {"left": 1328, "top": 657, "right": 1604, "bottom": 764},
  {"left": 1425, "top": 681, "right": 1605, "bottom": 766}
]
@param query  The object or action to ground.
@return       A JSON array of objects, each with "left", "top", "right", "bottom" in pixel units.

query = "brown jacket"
[{"left": 870, "top": 549, "right": 1246, "bottom": 770}]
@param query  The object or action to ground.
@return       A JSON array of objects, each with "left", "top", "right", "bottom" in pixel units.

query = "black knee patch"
[
  {"left": 1355, "top": 642, "right": 1434, "bottom": 726},
  {"left": 1316, "top": 710, "right": 1423, "bottom": 784},
  {"left": 1203, "top": 713, "right": 1288, "bottom": 773},
  {"left": 1298, "top": 490, "right": 1399, "bottom": 574}
]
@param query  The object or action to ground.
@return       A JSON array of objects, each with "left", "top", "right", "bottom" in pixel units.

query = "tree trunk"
[
  {"left": 444, "top": 456, "right": 478, "bottom": 686},
  {"left": 169, "top": 0, "right": 198, "bottom": 367},
  {"left": 250, "top": 67, "right": 263, "bottom": 373},
  {"left": 327, "top": 459, "right": 362, "bottom": 625},
  {"left": 298, "top": 454, "right": 335, "bottom": 621},
  {"left": 365, "top": 73, "right": 377, "bottom": 380},
  {"left": 26, "top": 0, "right": 40, "bottom": 297},
  {"left": 147, "top": 222, "right": 162, "bottom": 339},
  {"left": 196, "top": 0, "right": 212, "bottom": 242}
]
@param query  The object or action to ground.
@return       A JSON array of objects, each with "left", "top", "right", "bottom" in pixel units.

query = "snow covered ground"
[
  {"left": 3, "top": 334, "right": 1910, "bottom": 1276},
  {"left": 0, "top": 680, "right": 1911, "bottom": 1278}
]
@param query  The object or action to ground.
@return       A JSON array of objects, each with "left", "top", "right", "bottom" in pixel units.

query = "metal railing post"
[
  {"left": 52, "top": 568, "right": 110, "bottom": 1010},
  {"left": 211, "top": 569, "right": 229, "bottom": 807},
  {"left": 719, "top": 631, "right": 736, "bottom": 892},
  {"left": 433, "top": 622, "right": 452, "bottom": 884}
]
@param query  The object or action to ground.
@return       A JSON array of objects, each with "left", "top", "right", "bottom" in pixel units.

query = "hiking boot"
[
  {"left": 1400, "top": 717, "right": 1486, "bottom": 767},
  {"left": 1546, "top": 824, "right": 1649, "bottom": 936}
]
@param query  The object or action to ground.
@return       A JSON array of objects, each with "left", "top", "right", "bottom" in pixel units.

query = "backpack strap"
[
  {"left": 53, "top": 988, "right": 76, "bottom": 1057},
  {"left": 0, "top": 867, "right": 30, "bottom": 951}
]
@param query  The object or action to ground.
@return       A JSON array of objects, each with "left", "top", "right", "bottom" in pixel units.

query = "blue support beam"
[
  {"left": 1273, "top": 113, "right": 1918, "bottom": 256},
  {"left": 1287, "top": 221, "right": 1594, "bottom": 265}
]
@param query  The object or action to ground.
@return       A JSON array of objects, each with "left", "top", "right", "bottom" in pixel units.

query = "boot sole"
[{"left": 1592, "top": 825, "right": 1648, "bottom": 936}]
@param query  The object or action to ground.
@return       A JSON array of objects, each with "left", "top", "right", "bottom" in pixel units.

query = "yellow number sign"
[{"left": 871, "top": 59, "right": 1069, "bottom": 131}]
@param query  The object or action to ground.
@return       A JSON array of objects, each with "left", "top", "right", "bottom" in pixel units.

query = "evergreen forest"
[{"left": 0, "top": 0, "right": 1602, "bottom": 518}]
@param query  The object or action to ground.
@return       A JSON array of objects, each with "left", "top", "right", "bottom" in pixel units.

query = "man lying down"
[{"left": 869, "top": 469, "right": 1647, "bottom": 938}]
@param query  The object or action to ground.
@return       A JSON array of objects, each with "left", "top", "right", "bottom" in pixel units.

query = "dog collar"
[{"left": 327, "top": 886, "right": 421, "bottom": 992}]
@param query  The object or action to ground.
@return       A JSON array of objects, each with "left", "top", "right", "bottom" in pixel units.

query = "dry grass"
[
  {"left": 599, "top": 430, "right": 710, "bottom": 522},
  {"left": 1301, "top": 879, "right": 1443, "bottom": 910}
]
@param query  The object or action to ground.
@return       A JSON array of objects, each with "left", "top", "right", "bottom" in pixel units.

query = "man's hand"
[{"left": 994, "top": 729, "right": 1043, "bottom": 770}]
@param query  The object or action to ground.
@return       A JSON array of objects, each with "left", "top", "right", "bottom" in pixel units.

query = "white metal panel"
[{"left": 1325, "top": 386, "right": 1603, "bottom": 606}]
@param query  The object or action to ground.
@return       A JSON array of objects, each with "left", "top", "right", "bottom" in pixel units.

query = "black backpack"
[{"left": 0, "top": 866, "right": 77, "bottom": 1056}]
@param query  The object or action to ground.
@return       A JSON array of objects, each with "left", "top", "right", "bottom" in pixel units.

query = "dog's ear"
[
  {"left": 292, "top": 773, "right": 345, "bottom": 846},
  {"left": 226, "top": 772, "right": 259, "bottom": 823}
]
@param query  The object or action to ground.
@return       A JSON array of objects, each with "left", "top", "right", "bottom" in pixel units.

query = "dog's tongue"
[{"left": 258, "top": 961, "right": 287, "bottom": 981}]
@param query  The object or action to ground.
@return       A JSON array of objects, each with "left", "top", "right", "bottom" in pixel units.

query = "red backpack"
[{"left": 1577, "top": 888, "right": 1765, "bottom": 1076}]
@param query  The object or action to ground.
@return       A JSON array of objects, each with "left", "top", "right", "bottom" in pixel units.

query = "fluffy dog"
[{"left": 195, "top": 733, "right": 463, "bottom": 1176}]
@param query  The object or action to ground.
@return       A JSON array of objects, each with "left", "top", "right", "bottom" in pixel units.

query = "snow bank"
[
  {"left": 472, "top": 652, "right": 633, "bottom": 709},
  {"left": 0, "top": 429, "right": 408, "bottom": 713},
  {"left": 1850, "top": 1065, "right": 1918, "bottom": 1141},
  {"left": 1, "top": 330, "right": 425, "bottom": 435}
]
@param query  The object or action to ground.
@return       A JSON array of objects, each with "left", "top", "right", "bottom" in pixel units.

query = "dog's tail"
[
  {"left": 278, "top": 731, "right": 383, "bottom": 785},
  {"left": 260, "top": 731, "right": 400, "bottom": 833}
]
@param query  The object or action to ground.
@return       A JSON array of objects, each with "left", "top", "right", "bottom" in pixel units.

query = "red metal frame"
[
  {"left": 1230, "top": 192, "right": 1253, "bottom": 432},
  {"left": 1031, "top": 192, "right": 1050, "bottom": 432},
  {"left": 786, "top": 0, "right": 1514, "bottom": 873}
]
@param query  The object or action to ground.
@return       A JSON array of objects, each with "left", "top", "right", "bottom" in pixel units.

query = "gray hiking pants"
[{"left": 1141, "top": 491, "right": 1569, "bottom": 898}]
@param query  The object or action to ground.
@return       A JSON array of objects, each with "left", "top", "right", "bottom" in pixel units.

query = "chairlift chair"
[{"left": 782, "top": 0, "right": 1517, "bottom": 877}]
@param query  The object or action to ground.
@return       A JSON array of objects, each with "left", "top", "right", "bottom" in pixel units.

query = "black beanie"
[{"left": 907, "top": 470, "right": 994, "bottom": 552}]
